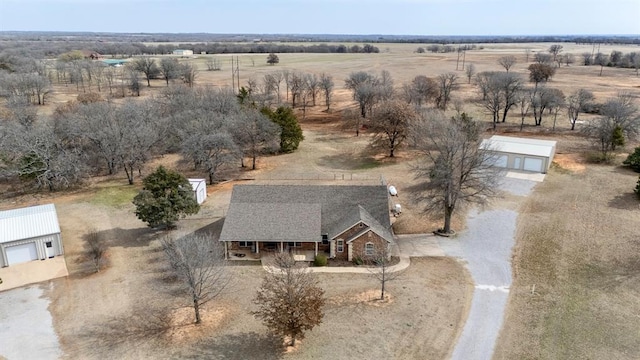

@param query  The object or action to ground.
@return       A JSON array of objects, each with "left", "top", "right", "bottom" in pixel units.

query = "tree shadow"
[
  {"left": 175, "top": 332, "right": 284, "bottom": 360},
  {"left": 608, "top": 192, "right": 640, "bottom": 210},
  {"left": 94, "top": 226, "right": 163, "bottom": 248},
  {"left": 74, "top": 304, "right": 173, "bottom": 358}
]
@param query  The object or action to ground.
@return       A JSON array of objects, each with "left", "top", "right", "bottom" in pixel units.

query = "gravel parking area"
[{"left": 0, "top": 284, "right": 61, "bottom": 360}]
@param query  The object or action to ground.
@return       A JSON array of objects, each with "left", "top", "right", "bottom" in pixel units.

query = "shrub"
[
  {"left": 313, "top": 254, "right": 327, "bottom": 267},
  {"left": 77, "top": 92, "right": 103, "bottom": 104},
  {"left": 353, "top": 256, "right": 364, "bottom": 266},
  {"left": 635, "top": 176, "right": 640, "bottom": 199},
  {"left": 623, "top": 147, "right": 640, "bottom": 173}
]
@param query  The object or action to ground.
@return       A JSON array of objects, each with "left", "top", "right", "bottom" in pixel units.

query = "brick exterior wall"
[
  {"left": 333, "top": 222, "right": 369, "bottom": 261},
  {"left": 350, "top": 231, "right": 389, "bottom": 261}
]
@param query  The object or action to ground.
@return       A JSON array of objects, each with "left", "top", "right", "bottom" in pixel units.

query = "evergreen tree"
[
  {"left": 261, "top": 106, "right": 304, "bottom": 153},
  {"left": 132, "top": 166, "right": 199, "bottom": 229}
]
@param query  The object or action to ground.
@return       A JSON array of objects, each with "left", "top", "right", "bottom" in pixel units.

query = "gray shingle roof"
[
  {"left": 219, "top": 185, "right": 392, "bottom": 243},
  {"left": 220, "top": 203, "right": 321, "bottom": 242}
]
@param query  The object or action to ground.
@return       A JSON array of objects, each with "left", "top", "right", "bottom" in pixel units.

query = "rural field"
[{"left": 1, "top": 40, "right": 640, "bottom": 359}]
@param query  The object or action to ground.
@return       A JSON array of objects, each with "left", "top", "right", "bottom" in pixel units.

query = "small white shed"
[
  {"left": 482, "top": 135, "right": 557, "bottom": 173},
  {"left": 0, "top": 204, "right": 64, "bottom": 267},
  {"left": 189, "top": 179, "right": 207, "bottom": 205}
]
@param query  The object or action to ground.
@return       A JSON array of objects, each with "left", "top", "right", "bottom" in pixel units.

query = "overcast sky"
[{"left": 1, "top": 0, "right": 638, "bottom": 35}]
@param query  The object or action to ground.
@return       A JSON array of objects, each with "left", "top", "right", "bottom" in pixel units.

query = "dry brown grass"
[{"left": 493, "top": 165, "right": 640, "bottom": 360}]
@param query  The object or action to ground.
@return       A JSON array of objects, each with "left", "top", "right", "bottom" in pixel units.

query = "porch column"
[
  {"left": 315, "top": 242, "right": 318, "bottom": 256},
  {"left": 224, "top": 242, "right": 228, "bottom": 259},
  {"left": 256, "top": 241, "right": 259, "bottom": 254},
  {"left": 280, "top": 242, "right": 284, "bottom": 253}
]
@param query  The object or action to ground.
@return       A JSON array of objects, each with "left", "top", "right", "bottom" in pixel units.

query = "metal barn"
[
  {"left": 482, "top": 135, "right": 557, "bottom": 173},
  {"left": 0, "top": 204, "right": 64, "bottom": 267}
]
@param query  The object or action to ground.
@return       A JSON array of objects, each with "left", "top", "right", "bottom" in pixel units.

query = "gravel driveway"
[
  {"left": 440, "top": 176, "right": 537, "bottom": 360},
  {"left": 0, "top": 283, "right": 61, "bottom": 360}
]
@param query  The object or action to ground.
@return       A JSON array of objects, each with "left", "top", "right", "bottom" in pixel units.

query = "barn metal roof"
[
  {"left": 0, "top": 204, "right": 61, "bottom": 244},
  {"left": 482, "top": 135, "right": 556, "bottom": 158}
]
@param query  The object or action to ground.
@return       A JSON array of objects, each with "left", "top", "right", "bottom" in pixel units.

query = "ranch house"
[{"left": 219, "top": 185, "right": 394, "bottom": 262}]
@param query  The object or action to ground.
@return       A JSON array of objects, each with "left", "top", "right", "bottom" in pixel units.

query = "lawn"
[{"left": 493, "top": 163, "right": 640, "bottom": 360}]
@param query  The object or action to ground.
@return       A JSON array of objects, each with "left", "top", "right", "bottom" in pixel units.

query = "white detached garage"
[
  {"left": 0, "top": 204, "right": 64, "bottom": 267},
  {"left": 482, "top": 135, "right": 557, "bottom": 174}
]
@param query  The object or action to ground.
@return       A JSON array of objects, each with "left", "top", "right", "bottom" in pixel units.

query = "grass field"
[{"left": 493, "top": 163, "right": 640, "bottom": 359}]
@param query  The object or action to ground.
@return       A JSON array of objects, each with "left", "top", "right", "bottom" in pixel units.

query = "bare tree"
[
  {"left": 411, "top": 111, "right": 501, "bottom": 234},
  {"left": 288, "top": 72, "right": 305, "bottom": 108},
  {"left": 180, "top": 63, "right": 197, "bottom": 87},
  {"left": 567, "top": 89, "right": 594, "bottom": 130},
  {"left": 497, "top": 55, "right": 517, "bottom": 72},
  {"left": 528, "top": 63, "right": 555, "bottom": 88},
  {"left": 205, "top": 57, "right": 222, "bottom": 71},
  {"left": 345, "top": 71, "right": 381, "bottom": 118},
  {"left": 232, "top": 110, "right": 280, "bottom": 170},
  {"left": 435, "top": 73, "right": 458, "bottom": 110},
  {"left": 85, "top": 229, "right": 106, "bottom": 273},
  {"left": 563, "top": 53, "right": 576, "bottom": 67},
  {"left": 530, "top": 86, "right": 564, "bottom": 126},
  {"left": 516, "top": 88, "right": 532, "bottom": 131},
  {"left": 319, "top": 73, "right": 334, "bottom": 111},
  {"left": 479, "top": 72, "right": 504, "bottom": 127},
  {"left": 304, "top": 73, "right": 320, "bottom": 106},
  {"left": 182, "top": 132, "right": 240, "bottom": 184},
  {"left": 534, "top": 53, "right": 553, "bottom": 65},
  {"left": 252, "top": 253, "right": 325, "bottom": 347},
  {"left": 465, "top": 63, "right": 476, "bottom": 84},
  {"left": 361, "top": 240, "right": 399, "bottom": 300},
  {"left": 159, "top": 58, "right": 180, "bottom": 86},
  {"left": 161, "top": 233, "right": 231, "bottom": 324},
  {"left": 407, "top": 75, "right": 438, "bottom": 107},
  {"left": 524, "top": 48, "right": 531, "bottom": 62},
  {"left": 548, "top": 45, "right": 563, "bottom": 66},
  {"left": 131, "top": 57, "right": 158, "bottom": 87},
  {"left": 595, "top": 53, "right": 609, "bottom": 76},
  {"left": 369, "top": 100, "right": 417, "bottom": 157}
]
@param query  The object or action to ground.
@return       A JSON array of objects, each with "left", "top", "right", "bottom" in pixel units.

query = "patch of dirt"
[
  {"left": 552, "top": 153, "right": 586, "bottom": 173},
  {"left": 165, "top": 306, "right": 229, "bottom": 344}
]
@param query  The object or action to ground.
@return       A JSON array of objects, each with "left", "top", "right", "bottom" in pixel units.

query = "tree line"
[
  {"left": 0, "top": 86, "right": 309, "bottom": 191},
  {"left": 0, "top": 41, "right": 380, "bottom": 61}
]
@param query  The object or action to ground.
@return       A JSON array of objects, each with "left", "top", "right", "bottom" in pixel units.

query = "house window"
[
  {"left": 45, "top": 241, "right": 53, "bottom": 248},
  {"left": 337, "top": 240, "right": 344, "bottom": 253},
  {"left": 365, "top": 242, "right": 375, "bottom": 256},
  {"left": 239, "top": 241, "right": 254, "bottom": 248},
  {"left": 288, "top": 242, "right": 302, "bottom": 247}
]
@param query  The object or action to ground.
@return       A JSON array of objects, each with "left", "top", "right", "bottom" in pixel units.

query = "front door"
[{"left": 45, "top": 241, "right": 55, "bottom": 258}]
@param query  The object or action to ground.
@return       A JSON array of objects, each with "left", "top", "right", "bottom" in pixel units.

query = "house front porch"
[{"left": 224, "top": 241, "right": 328, "bottom": 261}]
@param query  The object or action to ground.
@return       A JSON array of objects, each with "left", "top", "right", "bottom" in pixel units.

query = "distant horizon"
[
  {"left": 1, "top": 30, "right": 639, "bottom": 37},
  {"left": 1, "top": 0, "right": 638, "bottom": 36}
]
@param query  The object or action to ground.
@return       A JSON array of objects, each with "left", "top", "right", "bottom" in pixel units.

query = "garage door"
[
  {"left": 523, "top": 157, "right": 543, "bottom": 172},
  {"left": 6, "top": 243, "right": 38, "bottom": 265},
  {"left": 494, "top": 155, "right": 508, "bottom": 168}
]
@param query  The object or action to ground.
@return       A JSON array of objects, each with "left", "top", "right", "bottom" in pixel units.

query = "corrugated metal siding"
[{"left": 0, "top": 204, "right": 61, "bottom": 244}]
